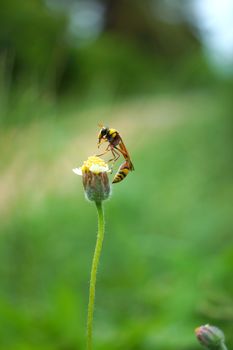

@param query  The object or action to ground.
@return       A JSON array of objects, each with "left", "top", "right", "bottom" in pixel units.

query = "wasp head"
[{"left": 98, "top": 126, "right": 109, "bottom": 147}]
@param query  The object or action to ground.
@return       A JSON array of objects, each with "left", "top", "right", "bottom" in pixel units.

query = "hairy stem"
[
  {"left": 86, "top": 201, "right": 105, "bottom": 350},
  {"left": 220, "top": 343, "right": 228, "bottom": 350}
]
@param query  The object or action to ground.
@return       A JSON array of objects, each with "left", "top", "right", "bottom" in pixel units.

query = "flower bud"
[
  {"left": 195, "top": 324, "right": 226, "bottom": 349},
  {"left": 73, "top": 156, "right": 111, "bottom": 202}
]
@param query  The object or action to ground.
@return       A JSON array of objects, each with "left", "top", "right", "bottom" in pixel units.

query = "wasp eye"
[{"left": 101, "top": 128, "right": 106, "bottom": 136}]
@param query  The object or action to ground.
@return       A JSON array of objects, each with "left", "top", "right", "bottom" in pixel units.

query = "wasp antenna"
[{"left": 98, "top": 122, "right": 104, "bottom": 128}]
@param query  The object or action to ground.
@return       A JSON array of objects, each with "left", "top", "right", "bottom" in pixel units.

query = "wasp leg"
[
  {"left": 96, "top": 144, "right": 111, "bottom": 157},
  {"left": 108, "top": 148, "right": 120, "bottom": 163},
  {"left": 98, "top": 140, "right": 107, "bottom": 149},
  {"left": 107, "top": 148, "right": 121, "bottom": 173},
  {"left": 114, "top": 146, "right": 128, "bottom": 158}
]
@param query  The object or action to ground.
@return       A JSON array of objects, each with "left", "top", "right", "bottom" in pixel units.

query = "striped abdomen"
[{"left": 112, "top": 161, "right": 131, "bottom": 184}]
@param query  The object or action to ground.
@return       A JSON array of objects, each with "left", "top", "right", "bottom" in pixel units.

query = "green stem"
[
  {"left": 220, "top": 343, "right": 228, "bottom": 350},
  {"left": 86, "top": 201, "right": 105, "bottom": 350}
]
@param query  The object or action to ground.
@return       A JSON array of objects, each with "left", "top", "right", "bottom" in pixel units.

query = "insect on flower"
[{"left": 97, "top": 125, "right": 134, "bottom": 184}]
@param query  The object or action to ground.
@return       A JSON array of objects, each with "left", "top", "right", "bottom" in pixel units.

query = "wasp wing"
[{"left": 118, "top": 137, "right": 135, "bottom": 171}]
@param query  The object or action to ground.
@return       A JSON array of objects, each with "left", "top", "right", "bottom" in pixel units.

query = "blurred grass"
[{"left": 0, "top": 90, "right": 232, "bottom": 350}]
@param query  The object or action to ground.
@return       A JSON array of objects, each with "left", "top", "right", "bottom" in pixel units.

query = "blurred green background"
[{"left": 0, "top": 0, "right": 233, "bottom": 349}]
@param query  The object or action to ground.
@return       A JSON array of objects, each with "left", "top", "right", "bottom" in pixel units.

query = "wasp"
[{"left": 97, "top": 126, "right": 134, "bottom": 183}]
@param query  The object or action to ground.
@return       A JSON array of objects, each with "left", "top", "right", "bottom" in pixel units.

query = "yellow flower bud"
[{"left": 73, "top": 156, "right": 111, "bottom": 202}]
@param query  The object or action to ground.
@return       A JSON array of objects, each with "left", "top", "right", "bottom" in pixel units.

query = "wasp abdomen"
[{"left": 112, "top": 161, "right": 130, "bottom": 184}]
